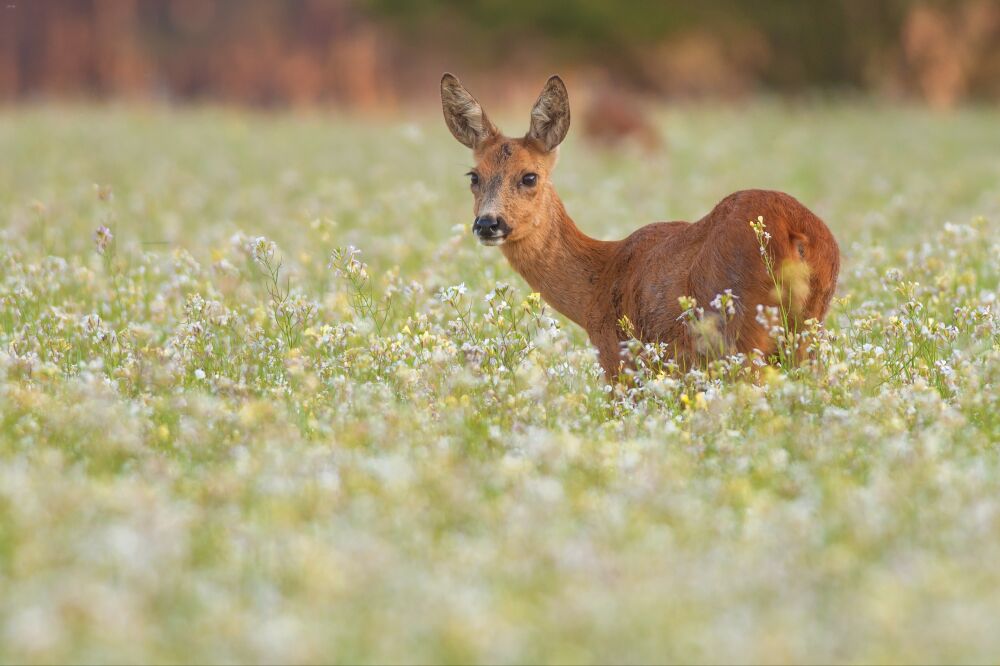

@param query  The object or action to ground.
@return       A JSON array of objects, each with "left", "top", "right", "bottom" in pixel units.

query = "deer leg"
[{"left": 589, "top": 326, "right": 626, "bottom": 384}]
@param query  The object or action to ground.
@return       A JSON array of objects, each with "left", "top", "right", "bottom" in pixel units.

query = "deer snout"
[{"left": 472, "top": 215, "right": 510, "bottom": 245}]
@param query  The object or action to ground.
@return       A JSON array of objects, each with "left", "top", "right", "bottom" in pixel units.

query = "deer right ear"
[
  {"left": 527, "top": 75, "right": 570, "bottom": 152},
  {"left": 441, "top": 73, "right": 498, "bottom": 150}
]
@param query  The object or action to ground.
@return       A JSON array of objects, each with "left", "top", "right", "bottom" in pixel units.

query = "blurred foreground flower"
[
  {"left": 249, "top": 236, "right": 277, "bottom": 267},
  {"left": 94, "top": 225, "right": 113, "bottom": 255}
]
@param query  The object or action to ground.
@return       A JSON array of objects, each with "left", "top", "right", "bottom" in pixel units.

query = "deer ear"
[
  {"left": 527, "top": 75, "right": 570, "bottom": 152},
  {"left": 441, "top": 73, "right": 498, "bottom": 149}
]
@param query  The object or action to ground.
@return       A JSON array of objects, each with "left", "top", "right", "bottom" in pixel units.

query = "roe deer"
[
  {"left": 440, "top": 73, "right": 840, "bottom": 381},
  {"left": 582, "top": 86, "right": 663, "bottom": 152}
]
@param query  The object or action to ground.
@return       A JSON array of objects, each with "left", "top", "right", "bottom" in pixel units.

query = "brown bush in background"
[{"left": 900, "top": 1, "right": 1000, "bottom": 108}]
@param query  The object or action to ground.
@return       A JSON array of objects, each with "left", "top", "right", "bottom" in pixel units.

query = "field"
[{"left": 1, "top": 101, "right": 999, "bottom": 663}]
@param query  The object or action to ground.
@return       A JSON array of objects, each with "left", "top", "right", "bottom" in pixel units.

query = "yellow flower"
[{"left": 760, "top": 366, "right": 781, "bottom": 385}]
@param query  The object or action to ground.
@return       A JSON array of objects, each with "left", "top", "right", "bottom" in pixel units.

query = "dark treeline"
[{"left": 2, "top": 0, "right": 999, "bottom": 108}]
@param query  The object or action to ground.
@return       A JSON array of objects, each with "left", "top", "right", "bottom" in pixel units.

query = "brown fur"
[
  {"left": 441, "top": 74, "right": 840, "bottom": 381},
  {"left": 582, "top": 89, "right": 663, "bottom": 152}
]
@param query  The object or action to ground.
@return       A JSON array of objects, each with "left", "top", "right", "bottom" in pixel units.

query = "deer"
[
  {"left": 440, "top": 73, "right": 840, "bottom": 382},
  {"left": 582, "top": 85, "right": 663, "bottom": 152}
]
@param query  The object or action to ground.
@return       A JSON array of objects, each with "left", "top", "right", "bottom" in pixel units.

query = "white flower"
[
  {"left": 249, "top": 236, "right": 276, "bottom": 266},
  {"left": 94, "top": 225, "right": 113, "bottom": 254}
]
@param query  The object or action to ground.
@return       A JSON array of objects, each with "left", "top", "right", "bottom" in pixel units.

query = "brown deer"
[
  {"left": 582, "top": 86, "right": 663, "bottom": 152},
  {"left": 440, "top": 73, "right": 839, "bottom": 381}
]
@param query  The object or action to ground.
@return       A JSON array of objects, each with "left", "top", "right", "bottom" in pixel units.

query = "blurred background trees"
[{"left": 2, "top": 0, "right": 999, "bottom": 108}]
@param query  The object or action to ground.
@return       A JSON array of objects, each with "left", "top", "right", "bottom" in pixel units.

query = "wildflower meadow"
[{"left": 1, "top": 103, "right": 998, "bottom": 663}]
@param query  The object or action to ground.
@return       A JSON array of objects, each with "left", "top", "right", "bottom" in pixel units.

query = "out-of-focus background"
[
  {"left": 3, "top": 0, "right": 1000, "bottom": 109},
  {"left": 3, "top": 4, "right": 1000, "bottom": 664}
]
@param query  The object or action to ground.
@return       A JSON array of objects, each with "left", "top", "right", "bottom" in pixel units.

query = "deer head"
[{"left": 441, "top": 73, "right": 571, "bottom": 246}]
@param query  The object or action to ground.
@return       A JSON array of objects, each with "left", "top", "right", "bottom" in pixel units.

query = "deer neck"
[{"left": 500, "top": 193, "right": 616, "bottom": 328}]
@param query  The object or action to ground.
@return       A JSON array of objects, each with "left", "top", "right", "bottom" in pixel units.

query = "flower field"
[{"left": 1, "top": 103, "right": 998, "bottom": 663}]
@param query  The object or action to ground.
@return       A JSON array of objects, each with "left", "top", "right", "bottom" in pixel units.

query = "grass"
[{"left": 0, "top": 101, "right": 998, "bottom": 663}]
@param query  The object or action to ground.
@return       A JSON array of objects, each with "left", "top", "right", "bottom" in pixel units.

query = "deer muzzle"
[{"left": 472, "top": 215, "right": 510, "bottom": 245}]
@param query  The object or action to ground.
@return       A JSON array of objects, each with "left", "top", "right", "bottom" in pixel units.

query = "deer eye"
[
  {"left": 521, "top": 173, "right": 538, "bottom": 187},
  {"left": 467, "top": 172, "right": 479, "bottom": 186}
]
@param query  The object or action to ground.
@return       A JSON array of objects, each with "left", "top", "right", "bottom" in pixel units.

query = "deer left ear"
[
  {"left": 527, "top": 75, "right": 570, "bottom": 152},
  {"left": 441, "top": 73, "right": 498, "bottom": 150}
]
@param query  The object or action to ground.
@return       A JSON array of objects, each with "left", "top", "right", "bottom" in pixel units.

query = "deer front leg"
[{"left": 589, "top": 325, "right": 627, "bottom": 384}]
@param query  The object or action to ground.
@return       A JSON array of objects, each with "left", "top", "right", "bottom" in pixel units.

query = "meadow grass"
[{"left": 0, "top": 102, "right": 998, "bottom": 663}]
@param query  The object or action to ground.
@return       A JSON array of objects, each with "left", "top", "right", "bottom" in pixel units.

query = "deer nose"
[{"left": 473, "top": 215, "right": 504, "bottom": 236}]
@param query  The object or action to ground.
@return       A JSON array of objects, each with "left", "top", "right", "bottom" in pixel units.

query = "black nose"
[{"left": 473, "top": 215, "right": 503, "bottom": 236}]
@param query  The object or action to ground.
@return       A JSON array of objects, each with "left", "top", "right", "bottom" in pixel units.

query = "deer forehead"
[{"left": 473, "top": 139, "right": 548, "bottom": 177}]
